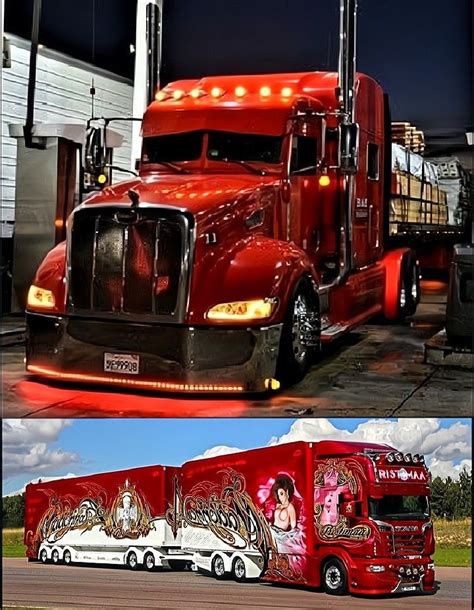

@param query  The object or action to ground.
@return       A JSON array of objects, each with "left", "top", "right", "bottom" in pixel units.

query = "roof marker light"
[
  {"left": 172, "top": 90, "right": 185, "bottom": 100},
  {"left": 281, "top": 87, "right": 293, "bottom": 97},
  {"left": 235, "top": 86, "right": 247, "bottom": 98},
  {"left": 260, "top": 86, "right": 271, "bottom": 97},
  {"left": 211, "top": 87, "right": 225, "bottom": 98},
  {"left": 190, "top": 88, "right": 206, "bottom": 99},
  {"left": 155, "top": 90, "right": 168, "bottom": 101}
]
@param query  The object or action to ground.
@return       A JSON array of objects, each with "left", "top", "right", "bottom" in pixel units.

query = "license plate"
[
  {"left": 401, "top": 585, "right": 417, "bottom": 592},
  {"left": 104, "top": 353, "right": 139, "bottom": 375}
]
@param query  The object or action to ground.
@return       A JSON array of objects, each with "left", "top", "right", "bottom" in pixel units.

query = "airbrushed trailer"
[
  {"left": 25, "top": 1, "right": 421, "bottom": 394},
  {"left": 26, "top": 440, "right": 435, "bottom": 596}
]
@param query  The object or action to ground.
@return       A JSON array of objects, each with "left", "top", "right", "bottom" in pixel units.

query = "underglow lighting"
[
  {"left": 235, "top": 86, "right": 247, "bottom": 97},
  {"left": 260, "top": 86, "right": 271, "bottom": 97},
  {"left": 172, "top": 90, "right": 185, "bottom": 100},
  {"left": 210, "top": 87, "right": 225, "bottom": 98},
  {"left": 26, "top": 364, "right": 245, "bottom": 393}
]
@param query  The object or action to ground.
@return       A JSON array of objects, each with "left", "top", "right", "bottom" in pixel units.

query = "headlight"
[
  {"left": 27, "top": 285, "right": 56, "bottom": 309},
  {"left": 207, "top": 298, "right": 277, "bottom": 321}
]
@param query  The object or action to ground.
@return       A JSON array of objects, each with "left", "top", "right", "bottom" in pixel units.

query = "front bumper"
[
  {"left": 349, "top": 557, "right": 435, "bottom": 596},
  {"left": 26, "top": 312, "right": 282, "bottom": 393}
]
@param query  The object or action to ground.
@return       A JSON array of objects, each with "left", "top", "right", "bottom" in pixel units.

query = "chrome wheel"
[
  {"left": 63, "top": 550, "right": 72, "bottom": 565},
  {"left": 127, "top": 552, "right": 138, "bottom": 570},
  {"left": 52, "top": 549, "right": 60, "bottom": 564},
  {"left": 213, "top": 555, "right": 225, "bottom": 578},
  {"left": 145, "top": 553, "right": 155, "bottom": 571},
  {"left": 325, "top": 565, "right": 342, "bottom": 590},
  {"left": 292, "top": 294, "right": 309, "bottom": 364},
  {"left": 233, "top": 557, "right": 246, "bottom": 581},
  {"left": 40, "top": 549, "right": 48, "bottom": 564}
]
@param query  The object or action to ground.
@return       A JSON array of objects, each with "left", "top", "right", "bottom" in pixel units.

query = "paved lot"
[
  {"left": 1, "top": 281, "right": 472, "bottom": 418},
  {"left": 2, "top": 558, "right": 471, "bottom": 610}
]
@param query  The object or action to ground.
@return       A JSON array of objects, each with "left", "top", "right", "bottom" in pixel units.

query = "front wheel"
[
  {"left": 322, "top": 558, "right": 348, "bottom": 595},
  {"left": 276, "top": 280, "right": 320, "bottom": 386}
]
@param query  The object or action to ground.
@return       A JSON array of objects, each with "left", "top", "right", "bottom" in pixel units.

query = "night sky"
[{"left": 5, "top": 0, "right": 472, "bottom": 147}]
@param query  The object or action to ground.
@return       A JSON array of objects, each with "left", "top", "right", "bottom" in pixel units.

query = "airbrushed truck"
[
  {"left": 24, "top": 0, "right": 421, "bottom": 393},
  {"left": 24, "top": 464, "right": 192, "bottom": 571},
  {"left": 26, "top": 440, "right": 435, "bottom": 597}
]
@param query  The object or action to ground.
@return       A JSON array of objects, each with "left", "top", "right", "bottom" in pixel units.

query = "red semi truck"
[
  {"left": 25, "top": 2, "right": 421, "bottom": 393},
  {"left": 24, "top": 440, "right": 435, "bottom": 597},
  {"left": 24, "top": 464, "right": 192, "bottom": 570},
  {"left": 171, "top": 440, "right": 435, "bottom": 596}
]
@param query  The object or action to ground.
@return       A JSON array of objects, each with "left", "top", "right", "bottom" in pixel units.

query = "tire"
[
  {"left": 322, "top": 558, "right": 348, "bottom": 596},
  {"left": 211, "top": 555, "right": 227, "bottom": 580},
  {"left": 40, "top": 549, "right": 48, "bottom": 564},
  {"left": 232, "top": 557, "right": 247, "bottom": 582},
  {"left": 52, "top": 549, "right": 60, "bottom": 564},
  {"left": 168, "top": 559, "right": 187, "bottom": 571},
  {"left": 276, "top": 279, "right": 320, "bottom": 385},
  {"left": 63, "top": 550, "right": 72, "bottom": 566},
  {"left": 127, "top": 551, "right": 138, "bottom": 571},
  {"left": 397, "top": 253, "right": 420, "bottom": 320},
  {"left": 144, "top": 553, "right": 156, "bottom": 572}
]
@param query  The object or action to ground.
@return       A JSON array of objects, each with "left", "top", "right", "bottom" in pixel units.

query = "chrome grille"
[
  {"left": 393, "top": 532, "right": 425, "bottom": 556},
  {"left": 68, "top": 206, "right": 191, "bottom": 321}
]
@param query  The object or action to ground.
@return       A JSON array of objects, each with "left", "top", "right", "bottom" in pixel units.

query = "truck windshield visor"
[
  {"left": 142, "top": 131, "right": 204, "bottom": 163},
  {"left": 207, "top": 131, "right": 283, "bottom": 164},
  {"left": 369, "top": 495, "right": 430, "bottom": 520}
]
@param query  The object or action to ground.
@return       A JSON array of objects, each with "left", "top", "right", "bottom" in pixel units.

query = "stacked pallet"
[{"left": 392, "top": 122, "right": 425, "bottom": 153}]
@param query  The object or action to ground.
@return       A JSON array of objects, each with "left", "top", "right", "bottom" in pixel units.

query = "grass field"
[{"left": 3, "top": 520, "right": 471, "bottom": 567}]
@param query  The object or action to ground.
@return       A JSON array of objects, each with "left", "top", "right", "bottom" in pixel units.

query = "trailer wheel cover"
[
  {"left": 212, "top": 555, "right": 226, "bottom": 579},
  {"left": 232, "top": 557, "right": 246, "bottom": 582},
  {"left": 322, "top": 558, "right": 348, "bottom": 595},
  {"left": 63, "top": 550, "right": 72, "bottom": 565}
]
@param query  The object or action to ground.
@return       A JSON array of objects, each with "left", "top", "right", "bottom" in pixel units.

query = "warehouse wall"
[{"left": 1, "top": 34, "right": 134, "bottom": 239}]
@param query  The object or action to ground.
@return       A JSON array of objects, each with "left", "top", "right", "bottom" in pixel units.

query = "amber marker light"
[
  {"left": 26, "top": 365, "right": 245, "bottom": 392},
  {"left": 281, "top": 87, "right": 293, "bottom": 97},
  {"left": 319, "top": 174, "right": 331, "bottom": 187},
  {"left": 172, "top": 89, "right": 185, "bottom": 100},
  {"left": 190, "top": 88, "right": 206, "bottom": 99},
  {"left": 27, "top": 285, "right": 55, "bottom": 309},
  {"left": 235, "top": 86, "right": 247, "bottom": 97},
  {"left": 260, "top": 86, "right": 271, "bottom": 97},
  {"left": 207, "top": 298, "right": 277, "bottom": 321},
  {"left": 210, "top": 86, "right": 225, "bottom": 98}
]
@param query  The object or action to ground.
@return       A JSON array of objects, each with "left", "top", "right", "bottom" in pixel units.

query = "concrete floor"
[{"left": 1, "top": 281, "right": 472, "bottom": 418}]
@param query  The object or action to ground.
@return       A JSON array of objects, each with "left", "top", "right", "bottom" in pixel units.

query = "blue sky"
[{"left": 3, "top": 418, "right": 472, "bottom": 495}]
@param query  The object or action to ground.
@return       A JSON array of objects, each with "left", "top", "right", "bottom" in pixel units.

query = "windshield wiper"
[
  {"left": 152, "top": 160, "right": 190, "bottom": 174},
  {"left": 220, "top": 158, "right": 267, "bottom": 176}
]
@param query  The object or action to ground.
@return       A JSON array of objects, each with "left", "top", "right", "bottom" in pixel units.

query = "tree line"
[{"left": 3, "top": 469, "right": 471, "bottom": 528}]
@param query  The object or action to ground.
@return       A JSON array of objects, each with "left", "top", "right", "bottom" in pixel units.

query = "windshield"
[
  {"left": 369, "top": 496, "right": 430, "bottom": 520},
  {"left": 142, "top": 131, "right": 283, "bottom": 165}
]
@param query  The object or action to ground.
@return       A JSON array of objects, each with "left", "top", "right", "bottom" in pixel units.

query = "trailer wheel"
[
  {"left": 322, "top": 558, "right": 348, "bottom": 595},
  {"left": 143, "top": 553, "right": 156, "bottom": 571},
  {"left": 168, "top": 559, "right": 187, "bottom": 571},
  {"left": 127, "top": 551, "right": 138, "bottom": 570},
  {"left": 211, "top": 555, "right": 227, "bottom": 580},
  {"left": 277, "top": 279, "right": 320, "bottom": 386},
  {"left": 397, "top": 253, "right": 420, "bottom": 320},
  {"left": 52, "top": 549, "right": 60, "bottom": 564},
  {"left": 40, "top": 549, "right": 48, "bottom": 564},
  {"left": 232, "top": 557, "right": 247, "bottom": 582},
  {"left": 63, "top": 550, "right": 72, "bottom": 565}
]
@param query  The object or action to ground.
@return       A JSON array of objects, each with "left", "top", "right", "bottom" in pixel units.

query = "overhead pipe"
[{"left": 24, "top": 0, "right": 44, "bottom": 149}]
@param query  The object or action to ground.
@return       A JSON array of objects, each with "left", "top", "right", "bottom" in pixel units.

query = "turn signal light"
[
  {"left": 207, "top": 299, "right": 277, "bottom": 321},
  {"left": 27, "top": 285, "right": 55, "bottom": 309}
]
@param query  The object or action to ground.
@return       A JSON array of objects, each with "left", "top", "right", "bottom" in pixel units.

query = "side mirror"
[
  {"left": 339, "top": 122, "right": 359, "bottom": 174},
  {"left": 84, "top": 124, "right": 107, "bottom": 175}
]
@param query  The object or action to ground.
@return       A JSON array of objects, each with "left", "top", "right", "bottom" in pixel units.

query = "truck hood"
[{"left": 82, "top": 173, "right": 280, "bottom": 216}]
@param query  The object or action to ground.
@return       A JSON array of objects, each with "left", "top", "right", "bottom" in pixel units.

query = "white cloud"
[
  {"left": 4, "top": 473, "right": 78, "bottom": 497},
  {"left": 190, "top": 445, "right": 242, "bottom": 461},
  {"left": 2, "top": 420, "right": 80, "bottom": 480},
  {"left": 195, "top": 419, "right": 471, "bottom": 481}
]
